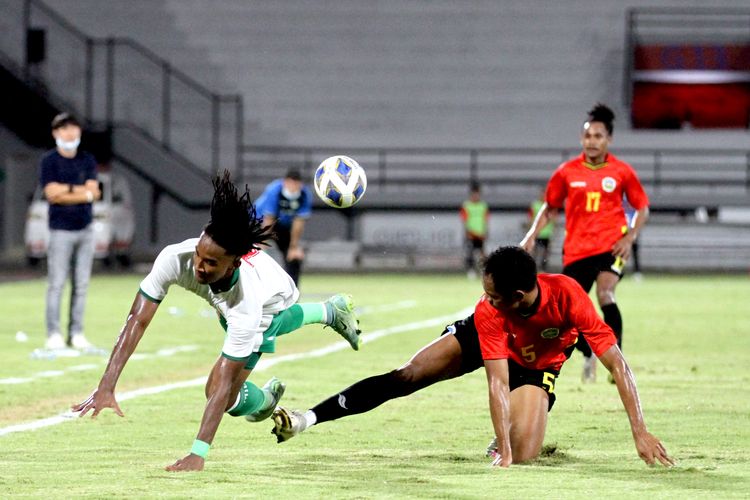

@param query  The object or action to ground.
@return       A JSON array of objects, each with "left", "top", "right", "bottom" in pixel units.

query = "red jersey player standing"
[
  {"left": 478, "top": 247, "right": 671, "bottom": 467},
  {"left": 521, "top": 103, "right": 649, "bottom": 382}
]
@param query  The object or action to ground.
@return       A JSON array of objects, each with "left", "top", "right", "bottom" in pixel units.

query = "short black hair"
[
  {"left": 585, "top": 103, "right": 615, "bottom": 135},
  {"left": 284, "top": 169, "right": 302, "bottom": 181},
  {"left": 51, "top": 112, "right": 80, "bottom": 130},
  {"left": 469, "top": 180, "right": 481, "bottom": 193},
  {"left": 483, "top": 246, "right": 537, "bottom": 298},
  {"left": 203, "top": 170, "right": 273, "bottom": 257}
]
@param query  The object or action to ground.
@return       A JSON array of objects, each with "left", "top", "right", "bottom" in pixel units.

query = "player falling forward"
[
  {"left": 522, "top": 103, "right": 649, "bottom": 382},
  {"left": 272, "top": 247, "right": 672, "bottom": 467},
  {"left": 72, "top": 171, "right": 361, "bottom": 472}
]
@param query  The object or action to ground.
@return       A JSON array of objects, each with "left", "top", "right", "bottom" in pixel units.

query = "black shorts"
[
  {"left": 535, "top": 237, "right": 550, "bottom": 250},
  {"left": 466, "top": 237, "right": 485, "bottom": 251},
  {"left": 441, "top": 315, "right": 484, "bottom": 374},
  {"left": 440, "top": 315, "right": 559, "bottom": 411},
  {"left": 562, "top": 252, "right": 625, "bottom": 293}
]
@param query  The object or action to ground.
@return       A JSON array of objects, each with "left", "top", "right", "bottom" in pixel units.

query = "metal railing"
[
  {"left": 1, "top": 0, "right": 748, "bottom": 213},
  {"left": 242, "top": 145, "right": 750, "bottom": 196},
  {"left": 3, "top": 0, "right": 244, "bottom": 175}
]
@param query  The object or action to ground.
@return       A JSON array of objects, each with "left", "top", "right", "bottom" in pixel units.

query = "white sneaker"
[
  {"left": 582, "top": 355, "right": 597, "bottom": 383},
  {"left": 70, "top": 334, "right": 93, "bottom": 350},
  {"left": 45, "top": 332, "right": 66, "bottom": 350},
  {"left": 486, "top": 436, "right": 499, "bottom": 458},
  {"left": 271, "top": 407, "right": 309, "bottom": 443}
]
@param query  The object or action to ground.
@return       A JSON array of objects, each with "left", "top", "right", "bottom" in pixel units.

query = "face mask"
[
  {"left": 55, "top": 137, "right": 80, "bottom": 151},
  {"left": 282, "top": 187, "right": 301, "bottom": 200}
]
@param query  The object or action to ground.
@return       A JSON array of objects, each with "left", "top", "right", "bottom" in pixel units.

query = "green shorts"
[{"left": 220, "top": 312, "right": 289, "bottom": 370}]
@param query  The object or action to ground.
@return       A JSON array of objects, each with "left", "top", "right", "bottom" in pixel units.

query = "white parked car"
[{"left": 24, "top": 172, "right": 135, "bottom": 266}]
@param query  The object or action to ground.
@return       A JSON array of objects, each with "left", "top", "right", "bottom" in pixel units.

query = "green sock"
[
  {"left": 227, "top": 381, "right": 265, "bottom": 417},
  {"left": 299, "top": 303, "right": 328, "bottom": 325},
  {"left": 265, "top": 303, "right": 329, "bottom": 340}
]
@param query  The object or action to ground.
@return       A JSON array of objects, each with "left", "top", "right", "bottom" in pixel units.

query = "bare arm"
[
  {"left": 85, "top": 179, "right": 102, "bottom": 200},
  {"left": 484, "top": 358, "right": 513, "bottom": 467},
  {"left": 287, "top": 217, "right": 306, "bottom": 260},
  {"left": 255, "top": 215, "right": 276, "bottom": 250},
  {"left": 44, "top": 180, "right": 101, "bottom": 205},
  {"left": 165, "top": 356, "right": 246, "bottom": 472},
  {"left": 72, "top": 293, "right": 159, "bottom": 417},
  {"left": 613, "top": 207, "right": 649, "bottom": 259},
  {"left": 262, "top": 215, "right": 276, "bottom": 228},
  {"left": 197, "top": 357, "right": 246, "bottom": 444},
  {"left": 598, "top": 345, "right": 673, "bottom": 466},
  {"left": 520, "top": 203, "right": 558, "bottom": 252}
]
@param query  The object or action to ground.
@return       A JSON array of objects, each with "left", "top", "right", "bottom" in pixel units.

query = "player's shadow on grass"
[
  {"left": 271, "top": 445, "right": 746, "bottom": 495},
  {"left": 268, "top": 444, "right": 578, "bottom": 474},
  {"left": 550, "top": 448, "right": 748, "bottom": 493},
  {"left": 416, "top": 444, "right": 579, "bottom": 467},
  {"left": 601, "top": 461, "right": 745, "bottom": 487},
  {"left": 526, "top": 444, "right": 576, "bottom": 466}
]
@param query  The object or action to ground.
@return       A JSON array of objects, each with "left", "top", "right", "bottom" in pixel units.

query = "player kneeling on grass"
[
  {"left": 72, "top": 171, "right": 361, "bottom": 472},
  {"left": 272, "top": 246, "right": 672, "bottom": 468},
  {"left": 477, "top": 247, "right": 670, "bottom": 466}
]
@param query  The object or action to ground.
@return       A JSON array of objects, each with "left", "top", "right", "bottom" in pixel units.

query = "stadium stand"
[
  {"left": 0, "top": 0, "right": 748, "bottom": 270},
  {"left": 626, "top": 8, "right": 750, "bottom": 130},
  {"left": 36, "top": 0, "right": 750, "bottom": 147},
  {"left": 0, "top": 125, "right": 42, "bottom": 254}
]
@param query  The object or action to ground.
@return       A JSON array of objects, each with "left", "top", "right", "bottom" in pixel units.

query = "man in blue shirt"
[
  {"left": 39, "top": 113, "right": 100, "bottom": 350},
  {"left": 254, "top": 170, "right": 312, "bottom": 286}
]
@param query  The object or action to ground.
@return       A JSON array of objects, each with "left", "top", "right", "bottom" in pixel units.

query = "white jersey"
[{"left": 139, "top": 238, "right": 299, "bottom": 359}]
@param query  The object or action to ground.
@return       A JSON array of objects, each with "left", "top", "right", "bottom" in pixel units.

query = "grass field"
[{"left": 0, "top": 272, "right": 748, "bottom": 498}]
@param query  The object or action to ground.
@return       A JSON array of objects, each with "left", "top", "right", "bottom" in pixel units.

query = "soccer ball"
[{"left": 313, "top": 155, "right": 367, "bottom": 208}]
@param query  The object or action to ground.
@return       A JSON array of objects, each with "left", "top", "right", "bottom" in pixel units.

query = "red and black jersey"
[
  {"left": 475, "top": 274, "right": 617, "bottom": 371},
  {"left": 545, "top": 153, "right": 649, "bottom": 267}
]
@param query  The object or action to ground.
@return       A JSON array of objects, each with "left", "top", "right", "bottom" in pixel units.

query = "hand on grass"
[
  {"left": 165, "top": 454, "right": 205, "bottom": 472},
  {"left": 634, "top": 430, "right": 674, "bottom": 467},
  {"left": 71, "top": 388, "right": 124, "bottom": 418}
]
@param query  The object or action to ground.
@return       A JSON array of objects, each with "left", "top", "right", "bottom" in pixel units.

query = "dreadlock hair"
[
  {"left": 585, "top": 103, "right": 615, "bottom": 135},
  {"left": 483, "top": 246, "right": 537, "bottom": 299},
  {"left": 203, "top": 170, "right": 272, "bottom": 257}
]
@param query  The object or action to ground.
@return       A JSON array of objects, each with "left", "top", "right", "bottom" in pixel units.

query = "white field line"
[
  {"left": 0, "top": 346, "right": 199, "bottom": 386},
  {"left": 0, "top": 307, "right": 472, "bottom": 438}
]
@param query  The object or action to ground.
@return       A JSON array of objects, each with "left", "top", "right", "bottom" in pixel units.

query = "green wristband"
[{"left": 190, "top": 439, "right": 210, "bottom": 458}]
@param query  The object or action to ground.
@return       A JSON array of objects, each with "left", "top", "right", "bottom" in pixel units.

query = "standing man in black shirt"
[{"left": 40, "top": 113, "right": 100, "bottom": 350}]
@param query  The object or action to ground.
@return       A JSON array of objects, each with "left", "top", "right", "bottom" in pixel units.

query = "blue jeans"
[{"left": 46, "top": 226, "right": 95, "bottom": 339}]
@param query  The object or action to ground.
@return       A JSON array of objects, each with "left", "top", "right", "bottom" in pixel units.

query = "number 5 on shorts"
[{"left": 542, "top": 372, "right": 556, "bottom": 393}]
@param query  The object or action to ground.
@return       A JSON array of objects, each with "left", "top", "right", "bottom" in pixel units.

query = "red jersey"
[
  {"left": 545, "top": 153, "right": 649, "bottom": 266},
  {"left": 475, "top": 274, "right": 617, "bottom": 371}
]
